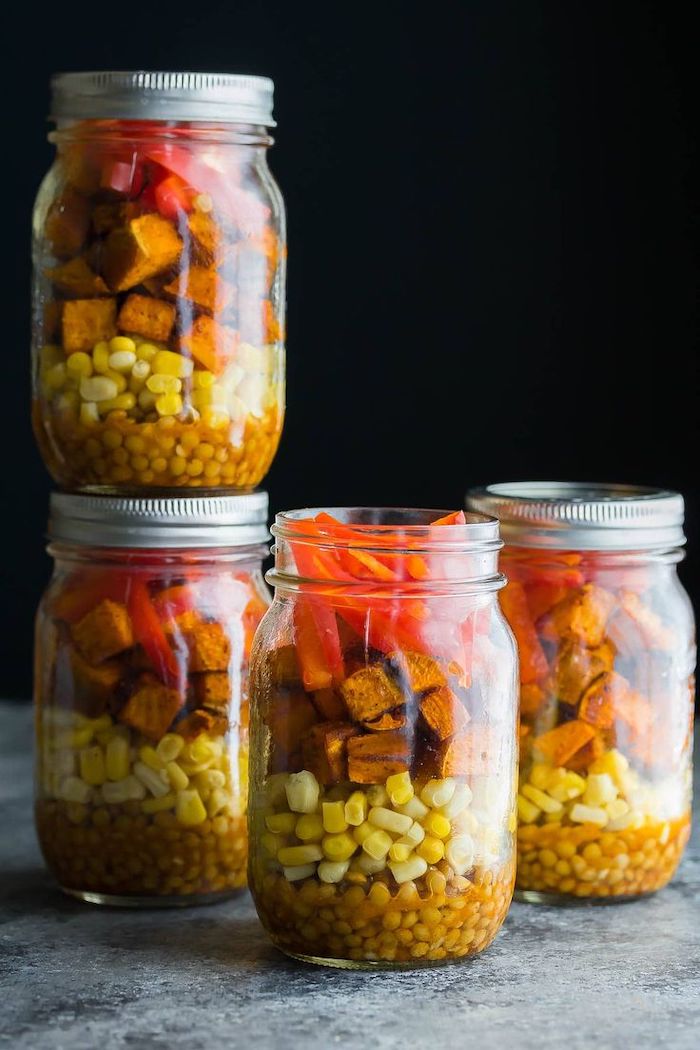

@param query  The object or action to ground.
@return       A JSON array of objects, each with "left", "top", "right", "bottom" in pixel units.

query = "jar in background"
[
  {"left": 248, "top": 508, "right": 518, "bottom": 968},
  {"left": 468, "top": 483, "right": 695, "bottom": 903},
  {"left": 34, "top": 492, "right": 270, "bottom": 905},
  {"left": 32, "top": 72, "right": 285, "bottom": 491}
]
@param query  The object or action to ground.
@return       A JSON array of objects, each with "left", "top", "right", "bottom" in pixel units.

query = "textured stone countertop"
[{"left": 1, "top": 701, "right": 698, "bottom": 1050}]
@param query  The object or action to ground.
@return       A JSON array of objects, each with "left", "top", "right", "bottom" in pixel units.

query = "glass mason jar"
[
  {"left": 34, "top": 492, "right": 270, "bottom": 905},
  {"left": 248, "top": 508, "right": 518, "bottom": 968},
  {"left": 31, "top": 72, "right": 285, "bottom": 491},
  {"left": 468, "top": 483, "right": 695, "bottom": 904}
]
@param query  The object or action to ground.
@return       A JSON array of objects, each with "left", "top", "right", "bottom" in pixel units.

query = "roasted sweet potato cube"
[
  {"left": 60, "top": 147, "right": 101, "bottom": 194},
  {"left": 92, "top": 202, "right": 130, "bottom": 235},
  {"left": 420, "top": 686, "right": 469, "bottom": 741},
  {"left": 340, "top": 665, "right": 405, "bottom": 723},
  {"left": 311, "top": 687, "right": 348, "bottom": 721},
  {"left": 538, "top": 584, "right": 616, "bottom": 648},
  {"left": 71, "top": 599, "right": 134, "bottom": 666},
  {"left": 191, "top": 672, "right": 230, "bottom": 712},
  {"left": 578, "top": 670, "right": 629, "bottom": 729},
  {"left": 45, "top": 257, "right": 109, "bottom": 298},
  {"left": 388, "top": 651, "right": 446, "bottom": 693},
  {"left": 617, "top": 590, "right": 676, "bottom": 653},
  {"left": 176, "top": 708, "right": 228, "bottom": 741},
  {"left": 520, "top": 682, "right": 547, "bottom": 716},
  {"left": 62, "top": 298, "right": 117, "bottom": 354},
  {"left": 267, "top": 689, "right": 318, "bottom": 754},
  {"left": 565, "top": 734, "right": 605, "bottom": 772},
  {"left": 263, "top": 645, "right": 302, "bottom": 687},
  {"left": 301, "top": 722, "right": 358, "bottom": 785},
  {"left": 102, "top": 214, "right": 182, "bottom": 292},
  {"left": 553, "top": 639, "right": 615, "bottom": 705},
  {"left": 532, "top": 719, "right": 596, "bottom": 767},
  {"left": 163, "top": 265, "right": 234, "bottom": 313},
  {"left": 438, "top": 727, "right": 491, "bottom": 776},
  {"left": 119, "top": 674, "right": 184, "bottom": 741},
  {"left": 362, "top": 708, "right": 407, "bottom": 732},
  {"left": 346, "top": 731, "right": 410, "bottom": 783},
  {"left": 117, "top": 293, "right": 176, "bottom": 342},
  {"left": 62, "top": 648, "right": 122, "bottom": 718},
  {"left": 179, "top": 315, "right": 239, "bottom": 375},
  {"left": 188, "top": 210, "right": 222, "bottom": 261},
  {"left": 45, "top": 189, "right": 90, "bottom": 258},
  {"left": 184, "top": 622, "right": 230, "bottom": 672}
]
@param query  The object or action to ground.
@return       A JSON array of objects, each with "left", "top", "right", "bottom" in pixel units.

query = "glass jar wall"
[
  {"left": 248, "top": 508, "right": 518, "bottom": 968},
  {"left": 31, "top": 72, "right": 285, "bottom": 491},
  {"left": 468, "top": 483, "right": 695, "bottom": 904},
  {"left": 34, "top": 492, "right": 270, "bottom": 905}
]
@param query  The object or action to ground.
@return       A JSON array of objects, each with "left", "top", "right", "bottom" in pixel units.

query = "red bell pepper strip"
[
  {"left": 499, "top": 580, "right": 549, "bottom": 685},
  {"left": 154, "top": 173, "right": 193, "bottom": 220},
  {"left": 127, "top": 579, "right": 183, "bottom": 690},
  {"left": 431, "top": 510, "right": 467, "bottom": 526},
  {"left": 293, "top": 597, "right": 344, "bottom": 691},
  {"left": 152, "top": 584, "right": 196, "bottom": 621},
  {"left": 100, "top": 157, "right": 144, "bottom": 198}
]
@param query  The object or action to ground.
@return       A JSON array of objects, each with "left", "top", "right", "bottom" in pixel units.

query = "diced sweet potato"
[
  {"left": 538, "top": 584, "right": 616, "bottom": 648},
  {"left": 340, "top": 665, "right": 405, "bottom": 723},
  {"left": 117, "top": 293, "right": 176, "bottom": 342},
  {"left": 62, "top": 298, "right": 117, "bottom": 353},
  {"left": 267, "top": 689, "right": 318, "bottom": 754},
  {"left": 347, "top": 731, "right": 411, "bottom": 783},
  {"left": 565, "top": 733, "right": 605, "bottom": 772},
  {"left": 102, "top": 214, "right": 182, "bottom": 292},
  {"left": 179, "top": 315, "right": 239, "bottom": 375},
  {"left": 45, "top": 257, "right": 109, "bottom": 298},
  {"left": 59, "top": 147, "right": 101, "bottom": 194},
  {"left": 92, "top": 202, "right": 130, "bottom": 235},
  {"left": 310, "top": 687, "right": 348, "bottom": 721},
  {"left": 499, "top": 581, "right": 549, "bottom": 684},
  {"left": 532, "top": 719, "right": 596, "bottom": 767},
  {"left": 362, "top": 708, "right": 407, "bottom": 732},
  {"left": 553, "top": 639, "right": 616, "bottom": 705},
  {"left": 388, "top": 651, "right": 446, "bottom": 693},
  {"left": 520, "top": 682, "right": 547, "bottom": 716},
  {"left": 301, "top": 722, "right": 358, "bottom": 785},
  {"left": 184, "top": 622, "right": 230, "bottom": 672},
  {"left": 420, "top": 686, "right": 470, "bottom": 741},
  {"left": 71, "top": 599, "right": 134, "bottom": 666},
  {"left": 438, "top": 727, "right": 491, "bottom": 776},
  {"left": 62, "top": 648, "right": 122, "bottom": 718},
  {"left": 192, "top": 672, "right": 230, "bottom": 712},
  {"left": 45, "top": 189, "right": 90, "bottom": 258},
  {"left": 617, "top": 591, "right": 676, "bottom": 652},
  {"left": 263, "top": 645, "right": 302, "bottom": 687},
  {"left": 119, "top": 674, "right": 184, "bottom": 741},
  {"left": 176, "top": 708, "right": 229, "bottom": 741},
  {"left": 163, "top": 265, "right": 234, "bottom": 313},
  {"left": 188, "top": 210, "right": 222, "bottom": 261},
  {"left": 578, "top": 670, "right": 629, "bottom": 729},
  {"left": 43, "top": 300, "right": 62, "bottom": 340}
]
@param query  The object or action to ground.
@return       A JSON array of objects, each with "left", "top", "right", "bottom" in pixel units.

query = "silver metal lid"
[
  {"left": 50, "top": 71, "right": 275, "bottom": 126},
  {"left": 49, "top": 492, "right": 269, "bottom": 549},
  {"left": 466, "top": 482, "right": 686, "bottom": 551}
]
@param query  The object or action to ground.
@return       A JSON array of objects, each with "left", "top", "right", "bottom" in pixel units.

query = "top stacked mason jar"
[{"left": 31, "top": 71, "right": 286, "bottom": 492}]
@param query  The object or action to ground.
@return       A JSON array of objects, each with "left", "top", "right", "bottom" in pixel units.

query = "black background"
[{"left": 1, "top": 1, "right": 697, "bottom": 699}]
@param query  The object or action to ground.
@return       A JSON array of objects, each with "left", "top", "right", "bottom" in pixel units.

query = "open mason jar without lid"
[
  {"left": 35, "top": 491, "right": 271, "bottom": 906},
  {"left": 467, "top": 483, "right": 695, "bottom": 905}
]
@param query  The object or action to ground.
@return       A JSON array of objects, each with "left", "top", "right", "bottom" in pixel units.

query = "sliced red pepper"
[
  {"left": 499, "top": 580, "right": 549, "bottom": 685},
  {"left": 127, "top": 579, "right": 183, "bottom": 691},
  {"left": 100, "top": 157, "right": 144, "bottom": 198},
  {"left": 242, "top": 591, "right": 270, "bottom": 662},
  {"left": 431, "top": 510, "right": 467, "bottom": 526},
  {"left": 152, "top": 584, "right": 196, "bottom": 621},
  {"left": 523, "top": 582, "right": 569, "bottom": 621},
  {"left": 153, "top": 173, "right": 193, "bottom": 221},
  {"left": 293, "top": 597, "right": 344, "bottom": 691}
]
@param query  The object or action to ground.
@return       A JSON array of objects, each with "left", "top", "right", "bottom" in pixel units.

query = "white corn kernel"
[
  {"left": 570, "top": 803, "right": 609, "bottom": 827},
  {"left": 420, "top": 778, "right": 456, "bottom": 808},
  {"left": 583, "top": 773, "right": 618, "bottom": 807},
  {"left": 389, "top": 855, "right": 428, "bottom": 885},
  {"left": 317, "top": 860, "right": 351, "bottom": 884},
  {"left": 367, "top": 806, "right": 413, "bottom": 836},
  {"left": 439, "top": 782, "right": 473, "bottom": 819},
  {"left": 355, "top": 853, "right": 387, "bottom": 875},
  {"left": 133, "top": 761, "right": 170, "bottom": 798},
  {"left": 80, "top": 375, "right": 118, "bottom": 402},
  {"left": 285, "top": 771, "right": 320, "bottom": 813},
  {"left": 445, "top": 833, "right": 475, "bottom": 875},
  {"left": 283, "top": 863, "right": 317, "bottom": 882},
  {"left": 395, "top": 795, "right": 429, "bottom": 821},
  {"left": 108, "top": 350, "right": 137, "bottom": 373},
  {"left": 366, "top": 784, "right": 389, "bottom": 807},
  {"left": 57, "top": 776, "right": 92, "bottom": 804},
  {"left": 521, "top": 784, "right": 563, "bottom": 814}
]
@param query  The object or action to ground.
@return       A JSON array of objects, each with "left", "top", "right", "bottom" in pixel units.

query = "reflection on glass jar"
[
  {"left": 34, "top": 492, "right": 270, "bottom": 905},
  {"left": 31, "top": 72, "right": 285, "bottom": 491},
  {"left": 468, "top": 483, "right": 695, "bottom": 903},
  {"left": 248, "top": 508, "right": 518, "bottom": 968}
]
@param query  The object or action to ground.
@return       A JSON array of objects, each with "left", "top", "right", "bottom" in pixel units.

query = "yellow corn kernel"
[
  {"left": 589, "top": 748, "right": 629, "bottom": 785},
  {"left": 355, "top": 853, "right": 387, "bottom": 875},
  {"left": 109, "top": 335, "right": 136, "bottom": 355},
  {"left": 58, "top": 775, "right": 92, "bottom": 804},
  {"left": 548, "top": 770, "right": 587, "bottom": 802},
  {"left": 153, "top": 349, "right": 194, "bottom": 378},
  {"left": 201, "top": 407, "right": 230, "bottom": 428},
  {"left": 362, "top": 829, "right": 393, "bottom": 860},
  {"left": 206, "top": 787, "right": 230, "bottom": 818},
  {"left": 368, "top": 806, "right": 413, "bottom": 836},
  {"left": 521, "top": 783, "right": 563, "bottom": 815},
  {"left": 176, "top": 788, "right": 208, "bottom": 826},
  {"left": 278, "top": 843, "right": 324, "bottom": 866},
  {"left": 141, "top": 792, "right": 176, "bottom": 815},
  {"left": 344, "top": 790, "right": 368, "bottom": 827},
  {"left": 138, "top": 745, "right": 164, "bottom": 772},
  {"left": 66, "top": 351, "right": 93, "bottom": 378},
  {"left": 423, "top": 811, "right": 452, "bottom": 839},
  {"left": 386, "top": 770, "right": 414, "bottom": 806},
  {"left": 104, "top": 369, "right": 128, "bottom": 393},
  {"left": 109, "top": 349, "right": 137, "bottom": 373},
  {"left": 417, "top": 836, "right": 445, "bottom": 865},
  {"left": 322, "top": 800, "right": 349, "bottom": 834},
  {"left": 147, "top": 373, "right": 182, "bottom": 394},
  {"left": 133, "top": 761, "right": 170, "bottom": 798},
  {"left": 583, "top": 773, "right": 618, "bottom": 807},
  {"left": 366, "top": 784, "right": 390, "bottom": 807},
  {"left": 44, "top": 362, "right": 67, "bottom": 391},
  {"left": 420, "top": 778, "right": 456, "bottom": 809},
  {"left": 264, "top": 773, "right": 291, "bottom": 807},
  {"left": 285, "top": 771, "right": 320, "bottom": 814},
  {"left": 283, "top": 863, "right": 317, "bottom": 882},
  {"left": 80, "top": 375, "right": 118, "bottom": 402},
  {"left": 193, "top": 370, "right": 216, "bottom": 389},
  {"left": 266, "top": 812, "right": 298, "bottom": 835},
  {"left": 92, "top": 342, "right": 111, "bottom": 373},
  {"left": 105, "top": 736, "right": 130, "bottom": 781},
  {"left": 79, "top": 745, "right": 106, "bottom": 787},
  {"left": 79, "top": 401, "right": 100, "bottom": 426},
  {"left": 295, "top": 813, "right": 325, "bottom": 842},
  {"left": 517, "top": 794, "right": 541, "bottom": 823},
  {"left": 389, "top": 855, "right": 428, "bottom": 885},
  {"left": 193, "top": 769, "right": 226, "bottom": 795},
  {"left": 445, "top": 833, "right": 475, "bottom": 875},
  {"left": 136, "top": 342, "right": 159, "bottom": 362},
  {"left": 166, "top": 761, "right": 189, "bottom": 791},
  {"left": 97, "top": 393, "right": 137, "bottom": 414},
  {"left": 261, "top": 832, "right": 285, "bottom": 856},
  {"left": 606, "top": 798, "right": 630, "bottom": 821},
  {"left": 529, "top": 763, "right": 553, "bottom": 791},
  {"left": 570, "top": 803, "right": 609, "bottom": 827},
  {"left": 155, "top": 392, "right": 183, "bottom": 417},
  {"left": 318, "top": 860, "right": 351, "bottom": 884},
  {"left": 389, "top": 840, "right": 413, "bottom": 864},
  {"left": 40, "top": 344, "right": 63, "bottom": 369},
  {"left": 156, "top": 734, "right": 184, "bottom": 763},
  {"left": 352, "top": 820, "right": 374, "bottom": 846},
  {"left": 395, "top": 795, "right": 429, "bottom": 821},
  {"left": 322, "top": 832, "right": 358, "bottom": 863}
]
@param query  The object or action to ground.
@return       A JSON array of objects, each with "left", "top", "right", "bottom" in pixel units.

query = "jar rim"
[{"left": 467, "top": 482, "right": 686, "bottom": 551}]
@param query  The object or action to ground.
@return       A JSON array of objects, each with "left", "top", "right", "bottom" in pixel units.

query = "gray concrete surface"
[{"left": 0, "top": 701, "right": 698, "bottom": 1050}]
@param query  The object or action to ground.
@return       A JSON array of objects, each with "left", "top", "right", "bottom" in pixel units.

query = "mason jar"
[
  {"left": 31, "top": 71, "right": 285, "bottom": 491},
  {"left": 34, "top": 491, "right": 270, "bottom": 905},
  {"left": 248, "top": 508, "right": 518, "bottom": 968},
  {"left": 468, "top": 483, "right": 695, "bottom": 903}
]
